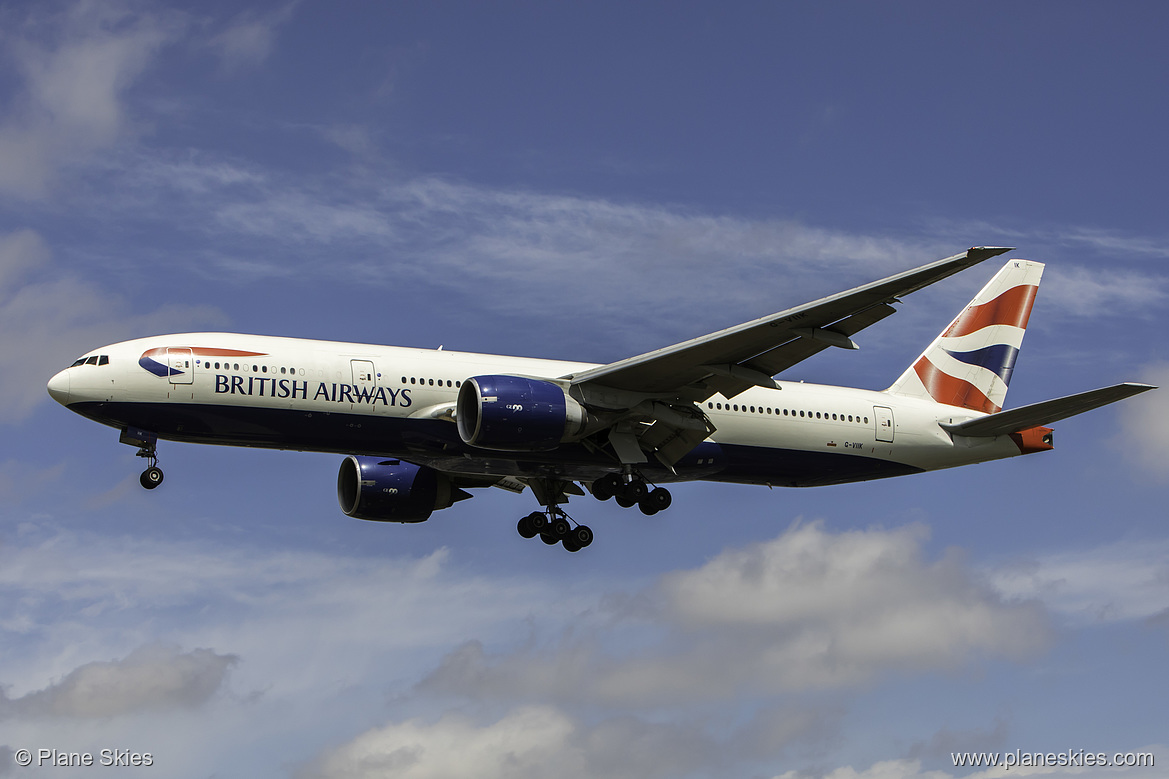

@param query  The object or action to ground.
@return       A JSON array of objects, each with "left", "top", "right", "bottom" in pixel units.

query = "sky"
[{"left": 2, "top": 2, "right": 1168, "bottom": 777}]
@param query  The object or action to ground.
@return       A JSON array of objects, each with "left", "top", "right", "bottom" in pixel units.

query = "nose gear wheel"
[{"left": 136, "top": 446, "right": 164, "bottom": 490}]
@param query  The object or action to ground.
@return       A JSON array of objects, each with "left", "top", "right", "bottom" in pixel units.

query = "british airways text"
[{"left": 214, "top": 375, "right": 413, "bottom": 407}]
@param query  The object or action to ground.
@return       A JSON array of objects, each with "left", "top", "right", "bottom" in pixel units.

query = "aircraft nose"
[{"left": 47, "top": 369, "right": 71, "bottom": 405}]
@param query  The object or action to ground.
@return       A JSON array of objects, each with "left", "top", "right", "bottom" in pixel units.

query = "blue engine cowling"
[
  {"left": 337, "top": 456, "right": 468, "bottom": 522},
  {"left": 456, "top": 375, "right": 588, "bottom": 451}
]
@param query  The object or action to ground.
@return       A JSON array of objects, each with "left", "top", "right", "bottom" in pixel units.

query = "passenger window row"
[
  {"left": 707, "top": 401, "right": 868, "bottom": 425},
  {"left": 403, "top": 377, "right": 462, "bottom": 388},
  {"left": 204, "top": 361, "right": 304, "bottom": 376}
]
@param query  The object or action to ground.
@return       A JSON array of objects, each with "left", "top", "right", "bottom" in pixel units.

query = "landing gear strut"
[
  {"left": 137, "top": 447, "right": 164, "bottom": 490},
  {"left": 120, "top": 427, "right": 164, "bottom": 490},
  {"left": 591, "top": 472, "right": 671, "bottom": 516}
]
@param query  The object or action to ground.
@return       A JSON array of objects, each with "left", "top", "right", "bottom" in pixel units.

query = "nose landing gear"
[
  {"left": 137, "top": 447, "right": 164, "bottom": 490},
  {"left": 120, "top": 427, "right": 164, "bottom": 490}
]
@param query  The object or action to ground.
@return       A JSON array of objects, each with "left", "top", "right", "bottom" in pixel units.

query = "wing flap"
[
  {"left": 942, "top": 382, "right": 1156, "bottom": 437},
  {"left": 742, "top": 303, "right": 898, "bottom": 379}
]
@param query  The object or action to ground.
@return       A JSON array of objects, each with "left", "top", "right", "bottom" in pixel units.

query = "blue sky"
[{"left": 2, "top": 2, "right": 1168, "bottom": 777}]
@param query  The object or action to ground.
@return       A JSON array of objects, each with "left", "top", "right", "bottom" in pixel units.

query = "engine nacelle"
[
  {"left": 456, "top": 375, "right": 588, "bottom": 451},
  {"left": 337, "top": 456, "right": 467, "bottom": 522}
]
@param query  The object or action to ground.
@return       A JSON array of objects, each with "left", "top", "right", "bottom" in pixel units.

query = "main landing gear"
[
  {"left": 516, "top": 472, "right": 671, "bottom": 551},
  {"left": 516, "top": 477, "right": 594, "bottom": 553},
  {"left": 590, "top": 472, "right": 672, "bottom": 515},
  {"left": 517, "top": 509, "right": 594, "bottom": 553}
]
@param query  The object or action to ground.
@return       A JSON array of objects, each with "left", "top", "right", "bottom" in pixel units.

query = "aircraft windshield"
[{"left": 70, "top": 355, "right": 110, "bottom": 367}]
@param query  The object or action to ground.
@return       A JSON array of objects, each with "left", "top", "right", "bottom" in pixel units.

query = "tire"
[
  {"left": 572, "top": 525, "right": 594, "bottom": 547},
  {"left": 550, "top": 517, "right": 571, "bottom": 539},
  {"left": 140, "top": 467, "right": 164, "bottom": 490},
  {"left": 526, "top": 511, "right": 547, "bottom": 533},
  {"left": 591, "top": 474, "right": 619, "bottom": 501},
  {"left": 517, "top": 516, "right": 538, "bottom": 539},
  {"left": 620, "top": 480, "right": 648, "bottom": 502},
  {"left": 615, "top": 495, "right": 635, "bottom": 509},
  {"left": 562, "top": 536, "right": 582, "bottom": 552},
  {"left": 638, "top": 499, "right": 659, "bottom": 516},
  {"left": 593, "top": 470, "right": 621, "bottom": 500},
  {"left": 647, "top": 487, "right": 672, "bottom": 512}
]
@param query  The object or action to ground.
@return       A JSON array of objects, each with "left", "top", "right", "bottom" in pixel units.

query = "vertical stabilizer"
[{"left": 887, "top": 259, "right": 1044, "bottom": 413}]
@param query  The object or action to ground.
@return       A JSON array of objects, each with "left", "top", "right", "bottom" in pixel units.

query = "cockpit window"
[{"left": 71, "top": 355, "right": 110, "bottom": 367}]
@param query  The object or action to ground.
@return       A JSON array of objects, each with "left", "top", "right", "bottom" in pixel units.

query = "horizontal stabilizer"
[{"left": 942, "top": 382, "right": 1156, "bottom": 437}]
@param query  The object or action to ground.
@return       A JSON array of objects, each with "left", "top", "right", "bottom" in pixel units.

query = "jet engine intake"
[
  {"left": 337, "top": 456, "right": 469, "bottom": 522},
  {"left": 456, "top": 375, "right": 588, "bottom": 451}
]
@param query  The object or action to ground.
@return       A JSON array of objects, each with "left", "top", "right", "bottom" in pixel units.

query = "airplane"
[{"left": 46, "top": 247, "right": 1154, "bottom": 552}]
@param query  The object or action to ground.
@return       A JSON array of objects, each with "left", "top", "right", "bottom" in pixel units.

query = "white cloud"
[
  {"left": 321, "top": 124, "right": 380, "bottom": 157},
  {"left": 83, "top": 154, "right": 966, "bottom": 351},
  {"left": 773, "top": 759, "right": 953, "bottom": 779},
  {"left": 907, "top": 718, "right": 1009, "bottom": 762},
  {"left": 0, "top": 458, "right": 65, "bottom": 503},
  {"left": 1056, "top": 228, "right": 1169, "bottom": 260},
  {"left": 659, "top": 521, "right": 1047, "bottom": 676},
  {"left": 0, "top": 2, "right": 183, "bottom": 197},
  {"left": 0, "top": 526, "right": 558, "bottom": 701},
  {"left": 72, "top": 146, "right": 1169, "bottom": 361},
  {"left": 300, "top": 707, "right": 584, "bottom": 779},
  {"left": 5, "top": 518, "right": 1158, "bottom": 778},
  {"left": 1, "top": 643, "right": 236, "bottom": 718},
  {"left": 0, "top": 229, "right": 50, "bottom": 288},
  {"left": 0, "top": 525, "right": 639, "bottom": 776},
  {"left": 0, "top": 519, "right": 1054, "bottom": 777},
  {"left": 1041, "top": 266, "right": 1167, "bottom": 319},
  {"left": 206, "top": 3, "right": 297, "bottom": 73},
  {"left": 419, "top": 522, "right": 1050, "bottom": 706},
  {"left": 988, "top": 537, "right": 1169, "bottom": 625},
  {"left": 920, "top": 219, "right": 1169, "bottom": 321},
  {"left": 300, "top": 703, "right": 832, "bottom": 779},
  {"left": 1118, "top": 362, "right": 1169, "bottom": 480}
]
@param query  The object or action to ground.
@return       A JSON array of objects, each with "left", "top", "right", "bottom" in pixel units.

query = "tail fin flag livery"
[
  {"left": 888, "top": 259, "right": 1044, "bottom": 413},
  {"left": 46, "top": 249, "right": 1155, "bottom": 553}
]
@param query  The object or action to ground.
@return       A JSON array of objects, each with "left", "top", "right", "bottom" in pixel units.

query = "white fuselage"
[{"left": 49, "top": 332, "right": 1029, "bottom": 488}]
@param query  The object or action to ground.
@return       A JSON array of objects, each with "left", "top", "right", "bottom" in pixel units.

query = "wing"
[{"left": 565, "top": 246, "right": 1014, "bottom": 402}]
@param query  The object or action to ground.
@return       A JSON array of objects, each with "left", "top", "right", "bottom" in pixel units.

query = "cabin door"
[
  {"left": 874, "top": 406, "right": 894, "bottom": 442},
  {"left": 351, "top": 360, "right": 376, "bottom": 388},
  {"left": 167, "top": 347, "right": 194, "bottom": 385}
]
